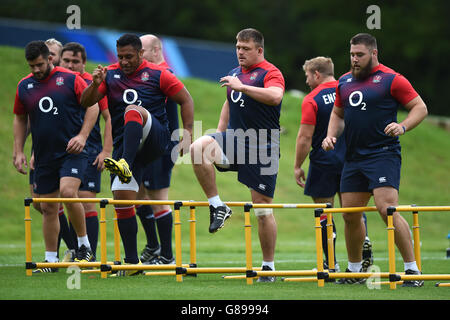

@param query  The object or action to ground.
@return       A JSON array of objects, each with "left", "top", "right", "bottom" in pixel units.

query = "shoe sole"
[
  {"left": 104, "top": 158, "right": 132, "bottom": 183},
  {"left": 209, "top": 212, "right": 232, "bottom": 233}
]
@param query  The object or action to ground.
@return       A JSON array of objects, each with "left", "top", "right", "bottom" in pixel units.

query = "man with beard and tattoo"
[
  {"left": 13, "top": 41, "right": 99, "bottom": 270},
  {"left": 322, "top": 33, "right": 428, "bottom": 287}
]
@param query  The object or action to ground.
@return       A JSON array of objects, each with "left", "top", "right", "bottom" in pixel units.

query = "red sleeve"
[
  {"left": 13, "top": 86, "right": 26, "bottom": 115},
  {"left": 74, "top": 74, "right": 88, "bottom": 104},
  {"left": 97, "top": 81, "right": 107, "bottom": 96},
  {"left": 98, "top": 96, "right": 108, "bottom": 111},
  {"left": 391, "top": 74, "right": 419, "bottom": 106},
  {"left": 334, "top": 84, "right": 343, "bottom": 108},
  {"left": 264, "top": 68, "right": 285, "bottom": 90},
  {"left": 300, "top": 96, "right": 318, "bottom": 125},
  {"left": 159, "top": 69, "right": 184, "bottom": 97}
]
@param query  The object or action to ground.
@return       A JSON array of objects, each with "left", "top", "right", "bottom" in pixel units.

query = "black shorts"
[{"left": 209, "top": 131, "right": 279, "bottom": 198}]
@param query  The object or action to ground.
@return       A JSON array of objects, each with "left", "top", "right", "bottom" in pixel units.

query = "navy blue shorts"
[
  {"left": 209, "top": 131, "right": 279, "bottom": 198},
  {"left": 304, "top": 163, "right": 342, "bottom": 198},
  {"left": 142, "top": 141, "right": 177, "bottom": 190},
  {"left": 33, "top": 152, "right": 88, "bottom": 195},
  {"left": 79, "top": 150, "right": 102, "bottom": 193},
  {"left": 340, "top": 154, "right": 401, "bottom": 193},
  {"left": 111, "top": 113, "right": 170, "bottom": 188}
]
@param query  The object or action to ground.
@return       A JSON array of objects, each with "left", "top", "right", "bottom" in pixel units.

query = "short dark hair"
[
  {"left": 25, "top": 40, "right": 49, "bottom": 61},
  {"left": 61, "top": 42, "right": 87, "bottom": 62},
  {"left": 350, "top": 33, "right": 377, "bottom": 50},
  {"left": 116, "top": 33, "right": 142, "bottom": 51},
  {"left": 236, "top": 28, "right": 264, "bottom": 49}
]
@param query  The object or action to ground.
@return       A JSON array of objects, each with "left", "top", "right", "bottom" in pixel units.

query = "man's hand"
[
  {"left": 66, "top": 134, "right": 87, "bottom": 154},
  {"left": 294, "top": 167, "right": 306, "bottom": 188},
  {"left": 93, "top": 150, "right": 111, "bottom": 171},
  {"left": 13, "top": 151, "right": 27, "bottom": 175},
  {"left": 322, "top": 136, "right": 337, "bottom": 151},
  {"left": 92, "top": 65, "right": 107, "bottom": 86},
  {"left": 384, "top": 122, "right": 405, "bottom": 137},
  {"left": 220, "top": 75, "right": 244, "bottom": 92}
]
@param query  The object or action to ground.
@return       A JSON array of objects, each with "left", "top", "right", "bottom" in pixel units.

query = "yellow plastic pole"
[
  {"left": 174, "top": 202, "right": 183, "bottom": 282},
  {"left": 326, "top": 212, "right": 335, "bottom": 271},
  {"left": 412, "top": 209, "right": 422, "bottom": 271},
  {"left": 314, "top": 209, "right": 325, "bottom": 287},
  {"left": 24, "top": 199, "right": 33, "bottom": 276},
  {"left": 113, "top": 210, "right": 121, "bottom": 263},
  {"left": 387, "top": 207, "right": 397, "bottom": 290},
  {"left": 189, "top": 205, "right": 197, "bottom": 267},
  {"left": 244, "top": 203, "right": 253, "bottom": 285},
  {"left": 99, "top": 200, "right": 108, "bottom": 279}
]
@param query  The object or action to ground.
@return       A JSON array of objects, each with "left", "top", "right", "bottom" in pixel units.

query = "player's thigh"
[
  {"left": 372, "top": 186, "right": 399, "bottom": 221},
  {"left": 312, "top": 196, "right": 335, "bottom": 207},
  {"left": 341, "top": 192, "right": 372, "bottom": 224},
  {"left": 59, "top": 176, "right": 82, "bottom": 198}
]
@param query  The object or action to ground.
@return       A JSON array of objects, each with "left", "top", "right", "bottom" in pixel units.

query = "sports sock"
[
  {"left": 155, "top": 210, "right": 173, "bottom": 259},
  {"left": 77, "top": 235, "right": 91, "bottom": 249},
  {"left": 404, "top": 261, "right": 419, "bottom": 272},
  {"left": 136, "top": 205, "right": 159, "bottom": 249},
  {"left": 208, "top": 195, "right": 223, "bottom": 208},
  {"left": 115, "top": 206, "right": 139, "bottom": 264},
  {"left": 348, "top": 261, "right": 362, "bottom": 272},
  {"left": 58, "top": 209, "right": 77, "bottom": 251},
  {"left": 45, "top": 251, "right": 59, "bottom": 263},
  {"left": 261, "top": 261, "right": 275, "bottom": 270},
  {"left": 85, "top": 211, "right": 99, "bottom": 258},
  {"left": 122, "top": 109, "right": 143, "bottom": 167}
]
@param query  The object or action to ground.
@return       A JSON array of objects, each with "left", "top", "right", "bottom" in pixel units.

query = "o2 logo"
[
  {"left": 349, "top": 91, "right": 367, "bottom": 111},
  {"left": 122, "top": 89, "right": 142, "bottom": 106},
  {"left": 39, "top": 96, "right": 58, "bottom": 115},
  {"left": 230, "top": 90, "right": 245, "bottom": 107}
]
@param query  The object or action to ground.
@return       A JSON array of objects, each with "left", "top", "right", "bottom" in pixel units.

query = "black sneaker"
[
  {"left": 257, "top": 265, "right": 276, "bottom": 283},
  {"left": 144, "top": 255, "right": 175, "bottom": 265},
  {"left": 74, "top": 245, "right": 94, "bottom": 262},
  {"left": 140, "top": 244, "right": 161, "bottom": 263},
  {"left": 32, "top": 260, "right": 58, "bottom": 273},
  {"left": 337, "top": 268, "right": 366, "bottom": 284},
  {"left": 361, "top": 237, "right": 374, "bottom": 272},
  {"left": 402, "top": 269, "right": 424, "bottom": 287},
  {"left": 208, "top": 205, "right": 232, "bottom": 233}
]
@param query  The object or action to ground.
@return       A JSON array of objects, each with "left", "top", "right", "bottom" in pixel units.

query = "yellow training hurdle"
[{"left": 23, "top": 198, "right": 450, "bottom": 289}]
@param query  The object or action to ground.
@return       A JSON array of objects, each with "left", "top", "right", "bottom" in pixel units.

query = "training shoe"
[
  {"left": 209, "top": 205, "right": 232, "bottom": 233},
  {"left": 104, "top": 158, "right": 132, "bottom": 183},
  {"left": 257, "top": 265, "right": 276, "bottom": 283},
  {"left": 402, "top": 269, "right": 424, "bottom": 287},
  {"left": 140, "top": 244, "right": 161, "bottom": 263},
  {"left": 110, "top": 262, "right": 143, "bottom": 277},
  {"left": 74, "top": 245, "right": 94, "bottom": 263},
  {"left": 361, "top": 237, "right": 374, "bottom": 272},
  {"left": 337, "top": 268, "right": 367, "bottom": 284},
  {"left": 144, "top": 256, "right": 175, "bottom": 265},
  {"left": 32, "top": 260, "right": 58, "bottom": 273},
  {"left": 62, "top": 249, "right": 76, "bottom": 262}
]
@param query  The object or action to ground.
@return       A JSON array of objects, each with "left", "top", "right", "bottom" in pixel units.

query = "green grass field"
[{"left": 0, "top": 45, "right": 449, "bottom": 302}]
